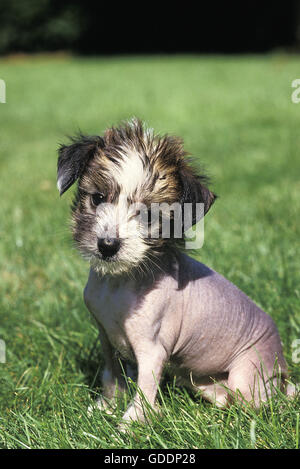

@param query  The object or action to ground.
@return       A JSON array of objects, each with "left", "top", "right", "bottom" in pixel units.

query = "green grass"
[{"left": 0, "top": 53, "right": 300, "bottom": 449}]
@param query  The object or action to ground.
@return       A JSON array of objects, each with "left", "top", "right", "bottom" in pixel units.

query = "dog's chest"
[{"left": 84, "top": 271, "right": 138, "bottom": 361}]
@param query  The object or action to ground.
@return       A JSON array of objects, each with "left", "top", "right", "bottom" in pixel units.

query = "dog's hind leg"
[
  {"left": 191, "top": 373, "right": 229, "bottom": 408},
  {"left": 227, "top": 345, "right": 288, "bottom": 408}
]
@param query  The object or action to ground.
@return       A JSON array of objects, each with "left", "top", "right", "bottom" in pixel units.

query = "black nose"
[{"left": 97, "top": 237, "right": 120, "bottom": 259}]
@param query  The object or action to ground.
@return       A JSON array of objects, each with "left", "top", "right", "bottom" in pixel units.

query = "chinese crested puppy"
[{"left": 57, "top": 119, "right": 293, "bottom": 424}]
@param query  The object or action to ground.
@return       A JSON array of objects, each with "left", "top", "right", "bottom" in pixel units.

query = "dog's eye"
[{"left": 91, "top": 193, "right": 106, "bottom": 206}]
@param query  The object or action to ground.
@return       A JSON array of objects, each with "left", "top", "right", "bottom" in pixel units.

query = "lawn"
[{"left": 0, "top": 53, "right": 299, "bottom": 449}]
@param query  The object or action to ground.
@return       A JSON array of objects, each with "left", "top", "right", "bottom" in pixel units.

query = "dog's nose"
[{"left": 97, "top": 237, "right": 121, "bottom": 259}]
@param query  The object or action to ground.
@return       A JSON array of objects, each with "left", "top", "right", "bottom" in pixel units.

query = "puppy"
[{"left": 57, "top": 118, "right": 292, "bottom": 423}]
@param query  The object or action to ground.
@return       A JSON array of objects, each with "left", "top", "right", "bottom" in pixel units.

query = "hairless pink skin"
[{"left": 84, "top": 252, "right": 290, "bottom": 423}]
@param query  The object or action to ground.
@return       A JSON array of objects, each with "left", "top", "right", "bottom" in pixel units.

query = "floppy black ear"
[
  {"left": 180, "top": 166, "right": 217, "bottom": 229},
  {"left": 57, "top": 134, "right": 104, "bottom": 196}
]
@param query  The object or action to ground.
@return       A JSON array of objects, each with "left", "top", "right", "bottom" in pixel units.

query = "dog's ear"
[
  {"left": 57, "top": 134, "right": 104, "bottom": 196},
  {"left": 179, "top": 166, "right": 217, "bottom": 229}
]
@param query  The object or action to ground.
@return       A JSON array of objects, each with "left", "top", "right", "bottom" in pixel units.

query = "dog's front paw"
[
  {"left": 122, "top": 401, "right": 145, "bottom": 423},
  {"left": 87, "top": 396, "right": 115, "bottom": 416},
  {"left": 117, "top": 403, "right": 145, "bottom": 434}
]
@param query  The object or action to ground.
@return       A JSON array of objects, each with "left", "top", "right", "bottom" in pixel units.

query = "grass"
[{"left": 0, "top": 53, "right": 299, "bottom": 449}]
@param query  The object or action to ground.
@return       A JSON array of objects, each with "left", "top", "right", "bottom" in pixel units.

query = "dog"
[{"left": 57, "top": 118, "right": 293, "bottom": 423}]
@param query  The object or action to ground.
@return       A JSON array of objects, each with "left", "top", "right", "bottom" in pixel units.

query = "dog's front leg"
[
  {"left": 90, "top": 325, "right": 128, "bottom": 414},
  {"left": 122, "top": 342, "right": 168, "bottom": 423}
]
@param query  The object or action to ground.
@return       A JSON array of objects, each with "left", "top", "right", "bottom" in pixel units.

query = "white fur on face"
[
  {"left": 117, "top": 147, "right": 145, "bottom": 194},
  {"left": 88, "top": 143, "right": 157, "bottom": 275},
  {"left": 91, "top": 194, "right": 150, "bottom": 276},
  {"left": 112, "top": 145, "right": 153, "bottom": 197}
]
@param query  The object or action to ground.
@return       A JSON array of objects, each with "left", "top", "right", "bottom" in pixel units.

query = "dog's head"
[{"left": 57, "top": 119, "right": 216, "bottom": 276}]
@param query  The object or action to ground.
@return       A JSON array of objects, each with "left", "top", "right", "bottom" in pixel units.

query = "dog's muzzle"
[{"left": 97, "top": 237, "right": 121, "bottom": 259}]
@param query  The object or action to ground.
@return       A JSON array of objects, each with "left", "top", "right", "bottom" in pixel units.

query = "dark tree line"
[{"left": 0, "top": 0, "right": 298, "bottom": 55}]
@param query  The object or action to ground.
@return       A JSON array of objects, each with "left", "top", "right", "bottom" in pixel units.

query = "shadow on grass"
[{"left": 75, "top": 336, "right": 104, "bottom": 393}]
